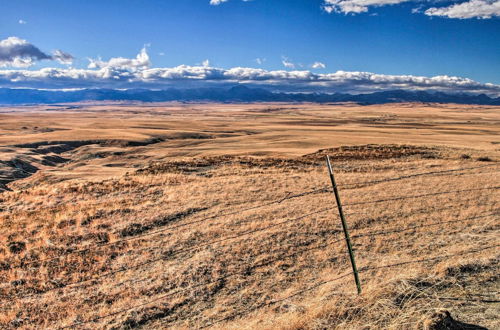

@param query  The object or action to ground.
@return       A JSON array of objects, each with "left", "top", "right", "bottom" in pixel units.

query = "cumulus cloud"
[
  {"left": 1, "top": 59, "right": 499, "bottom": 96},
  {"left": 323, "top": 0, "right": 411, "bottom": 14},
  {"left": 425, "top": 0, "right": 500, "bottom": 18},
  {"left": 0, "top": 37, "right": 73, "bottom": 67},
  {"left": 52, "top": 50, "right": 74, "bottom": 65},
  {"left": 210, "top": 0, "right": 228, "bottom": 4},
  {"left": 312, "top": 62, "right": 326, "bottom": 69},
  {"left": 0, "top": 37, "right": 52, "bottom": 67},
  {"left": 322, "top": 0, "right": 500, "bottom": 18},
  {"left": 88, "top": 47, "right": 149, "bottom": 70},
  {"left": 212, "top": 0, "right": 498, "bottom": 18},
  {"left": 0, "top": 47, "right": 498, "bottom": 95}
]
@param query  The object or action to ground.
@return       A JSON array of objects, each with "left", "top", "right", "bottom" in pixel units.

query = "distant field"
[
  {"left": 0, "top": 102, "right": 498, "bottom": 188},
  {"left": 0, "top": 103, "right": 498, "bottom": 329}
]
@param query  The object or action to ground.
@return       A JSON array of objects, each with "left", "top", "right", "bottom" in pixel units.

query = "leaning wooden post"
[{"left": 326, "top": 155, "right": 362, "bottom": 294}]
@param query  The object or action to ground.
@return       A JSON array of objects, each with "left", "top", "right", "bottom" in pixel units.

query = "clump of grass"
[{"left": 7, "top": 242, "right": 25, "bottom": 254}]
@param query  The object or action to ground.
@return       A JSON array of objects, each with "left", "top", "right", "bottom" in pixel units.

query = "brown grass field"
[{"left": 0, "top": 102, "right": 499, "bottom": 329}]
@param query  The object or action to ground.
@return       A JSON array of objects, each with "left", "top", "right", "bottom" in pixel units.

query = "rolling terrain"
[{"left": 0, "top": 102, "right": 498, "bottom": 329}]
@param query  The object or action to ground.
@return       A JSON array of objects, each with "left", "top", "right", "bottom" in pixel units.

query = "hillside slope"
[{"left": 1, "top": 146, "right": 498, "bottom": 329}]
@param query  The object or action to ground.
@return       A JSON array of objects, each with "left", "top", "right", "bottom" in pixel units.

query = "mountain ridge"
[{"left": 1, "top": 86, "right": 499, "bottom": 105}]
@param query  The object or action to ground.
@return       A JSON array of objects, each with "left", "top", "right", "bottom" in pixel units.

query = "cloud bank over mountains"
[{"left": 0, "top": 39, "right": 498, "bottom": 96}]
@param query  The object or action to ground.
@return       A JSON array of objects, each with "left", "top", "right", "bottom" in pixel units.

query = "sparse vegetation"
[{"left": 0, "top": 103, "right": 498, "bottom": 329}]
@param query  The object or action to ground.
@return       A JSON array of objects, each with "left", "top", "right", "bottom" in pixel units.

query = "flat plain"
[{"left": 0, "top": 102, "right": 499, "bottom": 329}]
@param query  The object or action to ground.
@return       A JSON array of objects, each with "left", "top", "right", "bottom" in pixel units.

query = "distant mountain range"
[{"left": 1, "top": 86, "right": 499, "bottom": 105}]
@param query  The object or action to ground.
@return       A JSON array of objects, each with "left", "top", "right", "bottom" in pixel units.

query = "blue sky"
[{"left": 1, "top": 0, "right": 499, "bottom": 94}]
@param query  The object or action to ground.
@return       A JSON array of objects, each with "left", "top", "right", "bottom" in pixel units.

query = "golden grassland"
[{"left": 0, "top": 102, "right": 499, "bottom": 329}]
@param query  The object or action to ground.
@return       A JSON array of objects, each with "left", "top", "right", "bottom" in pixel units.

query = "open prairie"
[{"left": 0, "top": 102, "right": 499, "bottom": 329}]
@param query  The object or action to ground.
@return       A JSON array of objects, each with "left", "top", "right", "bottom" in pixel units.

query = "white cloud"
[
  {"left": 425, "top": 0, "right": 500, "bottom": 18},
  {"left": 1, "top": 59, "right": 499, "bottom": 96},
  {"left": 210, "top": 0, "right": 229, "bottom": 5},
  {"left": 202, "top": 59, "right": 210, "bottom": 67},
  {"left": 281, "top": 56, "right": 295, "bottom": 69},
  {"left": 323, "top": 0, "right": 500, "bottom": 18},
  {"left": 0, "top": 36, "right": 73, "bottom": 67},
  {"left": 0, "top": 45, "right": 498, "bottom": 95},
  {"left": 88, "top": 46, "right": 150, "bottom": 71},
  {"left": 52, "top": 50, "right": 74, "bottom": 65},
  {"left": 312, "top": 62, "right": 326, "bottom": 69},
  {"left": 0, "top": 37, "right": 51, "bottom": 67},
  {"left": 323, "top": 0, "right": 411, "bottom": 14},
  {"left": 18, "top": 19, "right": 27, "bottom": 24},
  {"left": 213, "top": 0, "right": 499, "bottom": 18}
]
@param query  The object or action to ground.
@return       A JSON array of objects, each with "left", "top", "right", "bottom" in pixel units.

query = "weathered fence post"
[{"left": 326, "top": 155, "right": 362, "bottom": 294}]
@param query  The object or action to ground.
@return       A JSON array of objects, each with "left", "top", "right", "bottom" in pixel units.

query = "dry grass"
[{"left": 0, "top": 103, "right": 499, "bottom": 329}]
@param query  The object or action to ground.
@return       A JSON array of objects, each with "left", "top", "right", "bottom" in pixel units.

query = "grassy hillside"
[{"left": 1, "top": 145, "right": 498, "bottom": 329}]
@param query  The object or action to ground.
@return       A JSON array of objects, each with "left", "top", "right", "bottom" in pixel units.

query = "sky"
[{"left": 1, "top": 0, "right": 499, "bottom": 94}]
